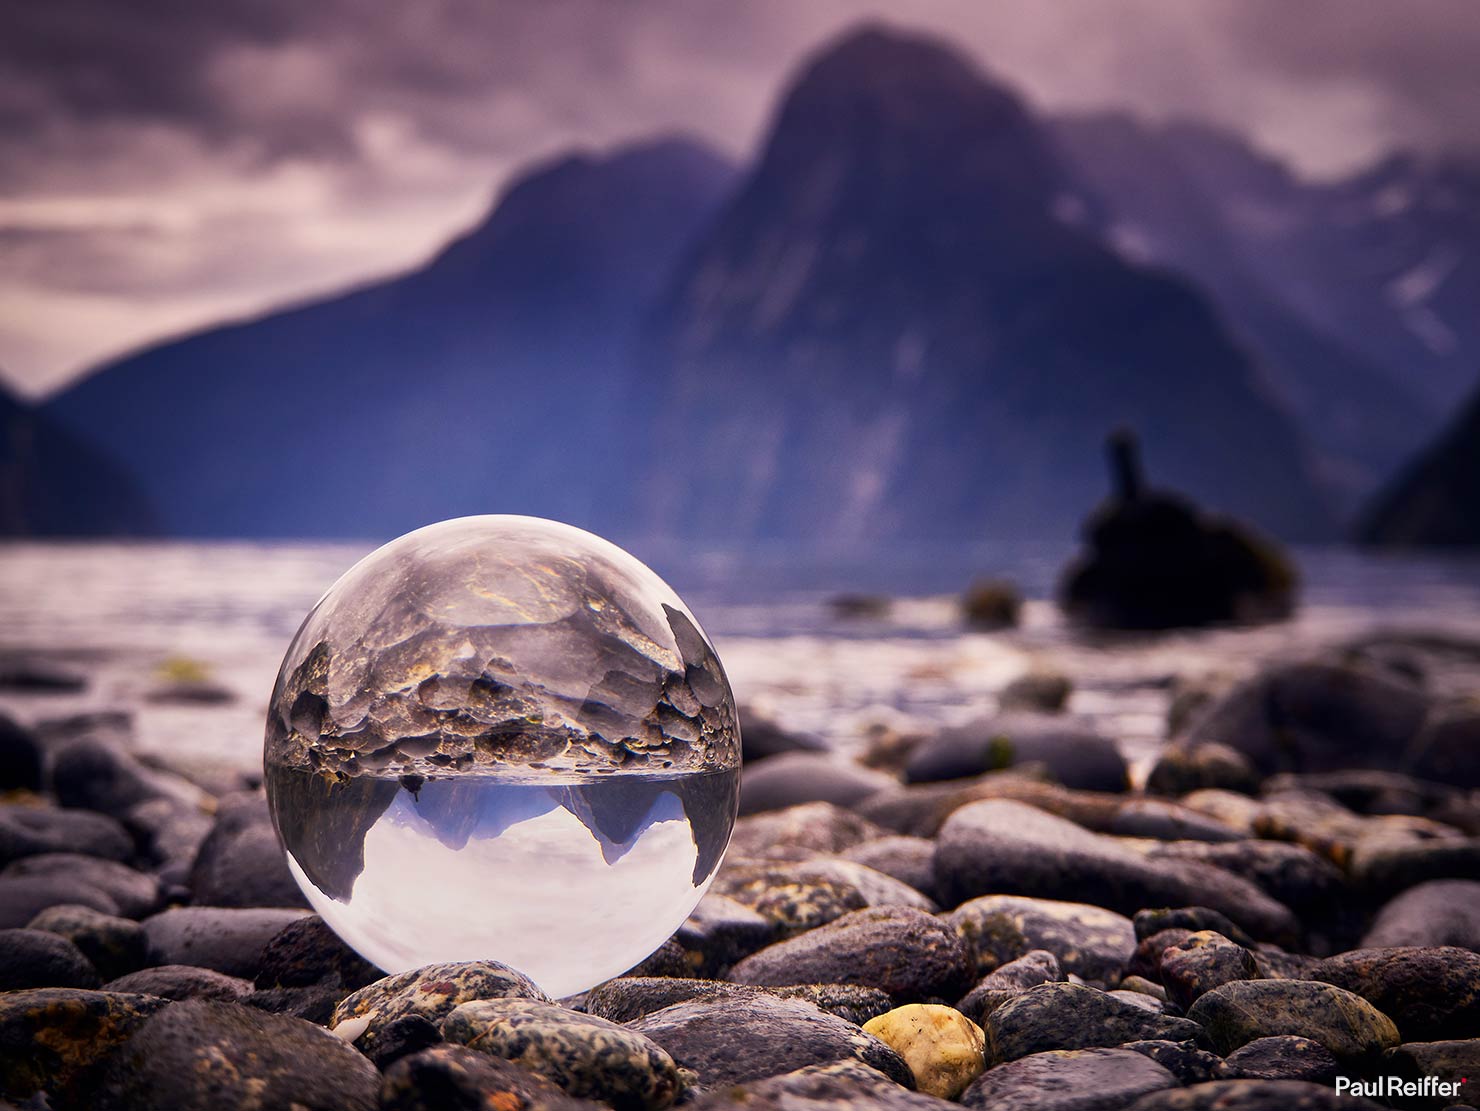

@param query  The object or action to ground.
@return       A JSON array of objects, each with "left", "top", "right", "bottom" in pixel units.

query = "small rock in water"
[
  {"left": 961, "top": 579, "right": 1021, "bottom": 629},
  {"left": 0, "top": 927, "right": 100, "bottom": 990},
  {"left": 999, "top": 669, "right": 1072, "bottom": 714},
  {"left": 628, "top": 994, "right": 914, "bottom": 1089},
  {"left": 729, "top": 906, "right": 975, "bottom": 1003},
  {"left": 961, "top": 1046, "right": 1178, "bottom": 1110},
  {"left": 1221, "top": 1035, "right": 1339, "bottom": 1083},
  {"left": 27, "top": 903, "right": 147, "bottom": 981},
  {"left": 105, "top": 964, "right": 255, "bottom": 1002},
  {"left": 381, "top": 1045, "right": 604, "bottom": 1111},
  {"left": 444, "top": 997, "right": 681, "bottom": 1111},
  {"left": 0, "top": 659, "right": 86, "bottom": 692},
  {"left": 1186, "top": 980, "right": 1399, "bottom": 1063},
  {"left": 862, "top": 1004, "right": 986, "bottom": 1099},
  {"left": 330, "top": 960, "right": 549, "bottom": 1065},
  {"left": 99, "top": 999, "right": 380, "bottom": 1111}
]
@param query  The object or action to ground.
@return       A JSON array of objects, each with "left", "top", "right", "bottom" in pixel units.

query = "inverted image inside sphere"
[{"left": 263, "top": 516, "right": 742, "bottom": 994}]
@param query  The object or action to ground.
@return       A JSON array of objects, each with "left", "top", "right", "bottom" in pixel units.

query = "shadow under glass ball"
[{"left": 264, "top": 516, "right": 741, "bottom": 998}]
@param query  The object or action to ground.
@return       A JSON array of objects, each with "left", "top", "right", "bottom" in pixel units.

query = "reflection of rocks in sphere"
[{"left": 265, "top": 516, "right": 741, "bottom": 998}]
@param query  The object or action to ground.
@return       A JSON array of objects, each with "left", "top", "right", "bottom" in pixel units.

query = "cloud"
[{"left": 1, "top": 0, "right": 1476, "bottom": 395}]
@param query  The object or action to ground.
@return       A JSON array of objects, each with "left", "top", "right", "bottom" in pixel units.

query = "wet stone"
[
  {"left": 1120, "top": 1040, "right": 1225, "bottom": 1085},
  {"left": 0, "top": 714, "right": 42, "bottom": 792},
  {"left": 905, "top": 714, "right": 1128, "bottom": 793},
  {"left": 27, "top": 904, "right": 146, "bottom": 981},
  {"left": 738, "top": 753, "right": 896, "bottom": 816},
  {"left": 713, "top": 868, "right": 867, "bottom": 937},
  {"left": 729, "top": 906, "right": 974, "bottom": 1004},
  {"left": 0, "top": 988, "right": 168, "bottom": 1105},
  {"left": 1362, "top": 880, "right": 1480, "bottom": 949},
  {"left": 245, "top": 983, "right": 348, "bottom": 1024},
  {"left": 946, "top": 895, "right": 1136, "bottom": 987},
  {"left": 104, "top": 964, "right": 254, "bottom": 1002},
  {"left": 99, "top": 999, "right": 380, "bottom": 1111},
  {"left": 1310, "top": 946, "right": 1480, "bottom": 1041},
  {"left": 1158, "top": 931, "right": 1260, "bottom": 1010},
  {"left": 380, "top": 1045, "right": 604, "bottom": 1111},
  {"left": 255, "top": 913, "right": 384, "bottom": 989},
  {"left": 0, "top": 927, "right": 99, "bottom": 990},
  {"left": 628, "top": 994, "right": 914, "bottom": 1090},
  {"left": 1125, "top": 1079, "right": 1385, "bottom": 1110},
  {"left": 1222, "top": 1035, "right": 1339, "bottom": 1083},
  {"left": 956, "top": 950, "right": 1065, "bottom": 1025},
  {"left": 330, "top": 959, "right": 549, "bottom": 1065},
  {"left": 962, "top": 1046, "right": 1178, "bottom": 1111},
  {"left": 141, "top": 906, "right": 309, "bottom": 979},
  {"left": 674, "top": 892, "right": 776, "bottom": 976},
  {"left": 1186, "top": 979, "right": 1400, "bottom": 1063},
  {"left": 0, "top": 874, "right": 119, "bottom": 928},
  {"left": 187, "top": 794, "right": 308, "bottom": 909},
  {"left": 726, "top": 803, "right": 886, "bottom": 859},
  {"left": 583, "top": 977, "right": 893, "bottom": 1027},
  {"left": 985, "top": 983, "right": 1204, "bottom": 1063},
  {"left": 1133, "top": 907, "right": 1254, "bottom": 948},
  {"left": 934, "top": 800, "right": 1299, "bottom": 945},
  {"left": 0, "top": 805, "right": 131, "bottom": 867},
  {"left": 840, "top": 836, "right": 939, "bottom": 903},
  {"left": 623, "top": 938, "right": 694, "bottom": 979},
  {"left": 685, "top": 1058, "right": 953, "bottom": 1111},
  {"left": 2, "top": 854, "right": 161, "bottom": 919},
  {"left": 443, "top": 998, "right": 681, "bottom": 1111}
]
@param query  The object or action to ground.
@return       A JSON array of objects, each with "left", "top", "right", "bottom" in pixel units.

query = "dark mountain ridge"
[
  {"left": 632, "top": 25, "right": 1333, "bottom": 541},
  {"left": 44, "top": 138, "right": 737, "bottom": 538}
]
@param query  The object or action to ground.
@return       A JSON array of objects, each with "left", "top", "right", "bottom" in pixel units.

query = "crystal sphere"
[{"left": 264, "top": 516, "right": 741, "bottom": 997}]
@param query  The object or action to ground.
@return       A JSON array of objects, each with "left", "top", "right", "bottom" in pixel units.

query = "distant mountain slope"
[
  {"left": 632, "top": 26, "right": 1333, "bottom": 542},
  {"left": 1154, "top": 124, "right": 1480, "bottom": 414},
  {"left": 1053, "top": 113, "right": 1439, "bottom": 511},
  {"left": 1361, "top": 387, "right": 1480, "bottom": 547},
  {"left": 0, "top": 384, "right": 156, "bottom": 536},
  {"left": 45, "top": 139, "right": 736, "bottom": 538}
]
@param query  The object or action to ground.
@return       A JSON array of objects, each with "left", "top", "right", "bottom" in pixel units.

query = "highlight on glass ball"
[{"left": 263, "top": 515, "right": 741, "bottom": 998}]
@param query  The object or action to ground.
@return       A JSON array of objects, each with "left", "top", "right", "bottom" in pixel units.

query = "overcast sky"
[{"left": 3, "top": 0, "right": 1477, "bottom": 397}]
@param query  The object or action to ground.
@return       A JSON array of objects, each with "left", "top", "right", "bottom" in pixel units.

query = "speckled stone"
[
  {"left": 380, "top": 1045, "right": 604, "bottom": 1110},
  {"left": 685, "top": 1057, "right": 955, "bottom": 1110},
  {"left": 0, "top": 928, "right": 100, "bottom": 990},
  {"left": 1311, "top": 946, "right": 1480, "bottom": 1041},
  {"left": 729, "top": 907, "right": 974, "bottom": 1003},
  {"left": 962, "top": 1047, "right": 1177, "bottom": 1111},
  {"left": 0, "top": 988, "right": 168, "bottom": 1104},
  {"left": 1222, "top": 1036, "right": 1339, "bottom": 1083},
  {"left": 986, "top": 983, "right": 1205, "bottom": 1063},
  {"left": 1125, "top": 1079, "right": 1384, "bottom": 1110},
  {"left": 104, "top": 964, "right": 254, "bottom": 1002},
  {"left": 946, "top": 895, "right": 1135, "bottom": 987},
  {"left": 444, "top": 998, "right": 680, "bottom": 1111},
  {"left": 628, "top": 994, "right": 914, "bottom": 1089},
  {"left": 98, "top": 999, "right": 379, "bottom": 1111},
  {"left": 956, "top": 950, "right": 1064, "bottom": 1025},
  {"left": 1186, "top": 980, "right": 1400, "bottom": 1063},
  {"left": 330, "top": 960, "right": 549, "bottom": 1064},
  {"left": 27, "top": 904, "right": 146, "bottom": 981}
]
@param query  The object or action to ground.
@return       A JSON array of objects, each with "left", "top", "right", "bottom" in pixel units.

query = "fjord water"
[{"left": 268, "top": 764, "right": 740, "bottom": 997}]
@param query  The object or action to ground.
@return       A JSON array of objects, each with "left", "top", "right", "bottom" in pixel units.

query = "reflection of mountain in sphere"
[{"left": 264, "top": 516, "right": 741, "bottom": 996}]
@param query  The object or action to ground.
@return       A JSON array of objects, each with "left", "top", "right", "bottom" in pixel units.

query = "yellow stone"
[{"left": 862, "top": 1003, "right": 986, "bottom": 1099}]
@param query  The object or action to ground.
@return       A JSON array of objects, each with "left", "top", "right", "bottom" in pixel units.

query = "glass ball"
[{"left": 264, "top": 516, "right": 741, "bottom": 997}]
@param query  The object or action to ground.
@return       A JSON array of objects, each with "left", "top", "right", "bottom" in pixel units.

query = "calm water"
[{"left": 4, "top": 540, "right": 1480, "bottom": 775}]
